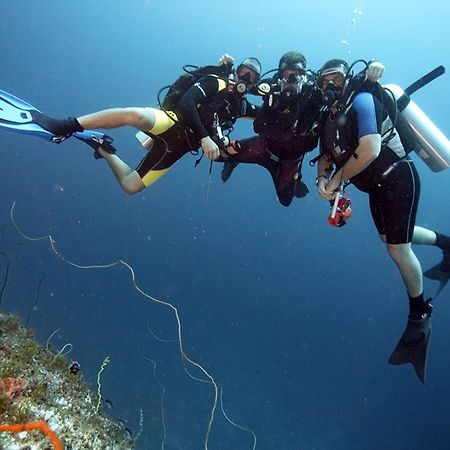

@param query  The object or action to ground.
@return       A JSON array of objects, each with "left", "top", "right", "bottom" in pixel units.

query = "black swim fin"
[
  {"left": 424, "top": 251, "right": 450, "bottom": 299},
  {"left": 0, "top": 88, "right": 114, "bottom": 153},
  {"left": 295, "top": 180, "right": 309, "bottom": 198},
  {"left": 221, "top": 160, "right": 239, "bottom": 183},
  {"left": 388, "top": 314, "right": 431, "bottom": 383}
]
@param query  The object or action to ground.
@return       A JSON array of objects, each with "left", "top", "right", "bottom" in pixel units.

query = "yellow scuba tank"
[{"left": 385, "top": 83, "right": 450, "bottom": 172}]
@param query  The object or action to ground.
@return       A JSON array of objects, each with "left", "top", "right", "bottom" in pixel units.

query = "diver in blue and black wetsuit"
[
  {"left": 315, "top": 59, "right": 450, "bottom": 383},
  {"left": 21, "top": 56, "right": 261, "bottom": 194}
]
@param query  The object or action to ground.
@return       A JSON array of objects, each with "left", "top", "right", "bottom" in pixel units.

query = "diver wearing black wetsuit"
[{"left": 220, "top": 51, "right": 323, "bottom": 207}]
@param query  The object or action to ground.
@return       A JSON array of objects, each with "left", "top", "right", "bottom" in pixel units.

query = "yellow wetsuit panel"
[
  {"left": 138, "top": 78, "right": 227, "bottom": 186},
  {"left": 136, "top": 109, "right": 180, "bottom": 186},
  {"left": 217, "top": 79, "right": 227, "bottom": 92},
  {"left": 141, "top": 167, "right": 171, "bottom": 187},
  {"left": 147, "top": 108, "right": 178, "bottom": 135}
]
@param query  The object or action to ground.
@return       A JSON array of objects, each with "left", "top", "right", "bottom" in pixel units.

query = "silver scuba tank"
[
  {"left": 135, "top": 131, "right": 153, "bottom": 151},
  {"left": 385, "top": 83, "right": 450, "bottom": 172}
]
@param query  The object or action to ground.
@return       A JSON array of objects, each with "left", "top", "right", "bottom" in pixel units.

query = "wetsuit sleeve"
[
  {"left": 353, "top": 92, "right": 382, "bottom": 138},
  {"left": 177, "top": 76, "right": 224, "bottom": 139}
]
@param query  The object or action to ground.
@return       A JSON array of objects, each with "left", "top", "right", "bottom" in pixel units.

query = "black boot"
[
  {"left": 31, "top": 111, "right": 84, "bottom": 138},
  {"left": 408, "top": 293, "right": 433, "bottom": 320}
]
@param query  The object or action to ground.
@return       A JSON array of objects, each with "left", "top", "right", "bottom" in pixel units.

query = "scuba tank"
[
  {"left": 318, "top": 63, "right": 449, "bottom": 173},
  {"left": 384, "top": 82, "right": 450, "bottom": 172},
  {"left": 160, "top": 63, "right": 234, "bottom": 111},
  {"left": 135, "top": 130, "right": 153, "bottom": 150}
]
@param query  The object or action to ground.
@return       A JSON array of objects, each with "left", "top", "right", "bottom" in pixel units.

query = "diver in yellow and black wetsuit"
[{"left": 30, "top": 55, "right": 261, "bottom": 194}]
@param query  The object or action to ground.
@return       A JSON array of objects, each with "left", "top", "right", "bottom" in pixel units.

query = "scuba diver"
[
  {"left": 220, "top": 51, "right": 384, "bottom": 207},
  {"left": 0, "top": 55, "right": 261, "bottom": 194},
  {"left": 220, "top": 51, "right": 319, "bottom": 206},
  {"left": 315, "top": 58, "right": 450, "bottom": 383}
]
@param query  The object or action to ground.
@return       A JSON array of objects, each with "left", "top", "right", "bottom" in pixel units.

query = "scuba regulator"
[
  {"left": 232, "top": 71, "right": 253, "bottom": 95},
  {"left": 321, "top": 80, "right": 343, "bottom": 108},
  {"left": 279, "top": 73, "right": 305, "bottom": 100},
  {"left": 256, "top": 70, "right": 315, "bottom": 105},
  {"left": 230, "top": 69, "right": 262, "bottom": 96}
]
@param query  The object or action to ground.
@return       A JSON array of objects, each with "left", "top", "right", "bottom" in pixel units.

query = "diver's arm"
[
  {"left": 316, "top": 153, "right": 335, "bottom": 200},
  {"left": 177, "top": 76, "right": 221, "bottom": 139},
  {"left": 324, "top": 92, "right": 382, "bottom": 194},
  {"left": 177, "top": 77, "right": 225, "bottom": 159},
  {"left": 325, "top": 134, "right": 380, "bottom": 192}
]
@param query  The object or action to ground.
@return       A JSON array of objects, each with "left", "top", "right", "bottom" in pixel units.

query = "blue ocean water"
[{"left": 1, "top": 1, "right": 450, "bottom": 449}]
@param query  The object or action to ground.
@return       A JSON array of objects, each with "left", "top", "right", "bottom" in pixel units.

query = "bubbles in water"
[{"left": 341, "top": 5, "right": 363, "bottom": 55}]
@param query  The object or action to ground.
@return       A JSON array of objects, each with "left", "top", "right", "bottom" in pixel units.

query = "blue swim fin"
[
  {"left": 0, "top": 88, "right": 116, "bottom": 154},
  {"left": 0, "top": 88, "right": 57, "bottom": 140}
]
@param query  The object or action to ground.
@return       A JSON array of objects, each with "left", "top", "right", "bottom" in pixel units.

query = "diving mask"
[{"left": 279, "top": 73, "right": 305, "bottom": 100}]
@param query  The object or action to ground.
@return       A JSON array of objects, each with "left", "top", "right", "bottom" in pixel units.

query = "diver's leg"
[
  {"left": 219, "top": 136, "right": 261, "bottom": 182},
  {"left": 272, "top": 161, "right": 300, "bottom": 207},
  {"left": 412, "top": 226, "right": 437, "bottom": 245},
  {"left": 386, "top": 242, "right": 423, "bottom": 297},
  {"left": 387, "top": 243, "right": 432, "bottom": 383},
  {"left": 77, "top": 107, "right": 156, "bottom": 132},
  {"left": 412, "top": 226, "right": 450, "bottom": 262},
  {"left": 97, "top": 111, "right": 182, "bottom": 194},
  {"left": 412, "top": 225, "right": 450, "bottom": 279},
  {"left": 134, "top": 127, "right": 190, "bottom": 190},
  {"left": 96, "top": 150, "right": 145, "bottom": 195},
  {"left": 373, "top": 160, "right": 430, "bottom": 309},
  {"left": 381, "top": 165, "right": 432, "bottom": 381},
  {"left": 32, "top": 107, "right": 157, "bottom": 136}
]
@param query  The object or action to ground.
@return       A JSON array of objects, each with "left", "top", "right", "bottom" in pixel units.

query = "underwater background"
[{"left": 1, "top": 1, "right": 450, "bottom": 449}]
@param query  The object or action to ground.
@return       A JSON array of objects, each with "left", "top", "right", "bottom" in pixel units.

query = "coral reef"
[{"left": 0, "top": 313, "right": 135, "bottom": 449}]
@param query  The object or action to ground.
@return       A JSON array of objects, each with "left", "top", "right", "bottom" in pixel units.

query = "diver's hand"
[
  {"left": 317, "top": 176, "right": 334, "bottom": 201},
  {"left": 201, "top": 136, "right": 220, "bottom": 160},
  {"left": 218, "top": 53, "right": 235, "bottom": 66},
  {"left": 319, "top": 176, "right": 340, "bottom": 201},
  {"left": 366, "top": 61, "right": 385, "bottom": 82}
]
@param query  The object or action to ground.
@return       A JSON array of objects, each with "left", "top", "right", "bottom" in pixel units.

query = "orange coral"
[
  {"left": 0, "top": 377, "right": 29, "bottom": 403},
  {"left": 0, "top": 420, "right": 63, "bottom": 450}
]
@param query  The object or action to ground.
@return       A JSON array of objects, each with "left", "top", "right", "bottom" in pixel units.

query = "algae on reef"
[{"left": 0, "top": 313, "right": 135, "bottom": 449}]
